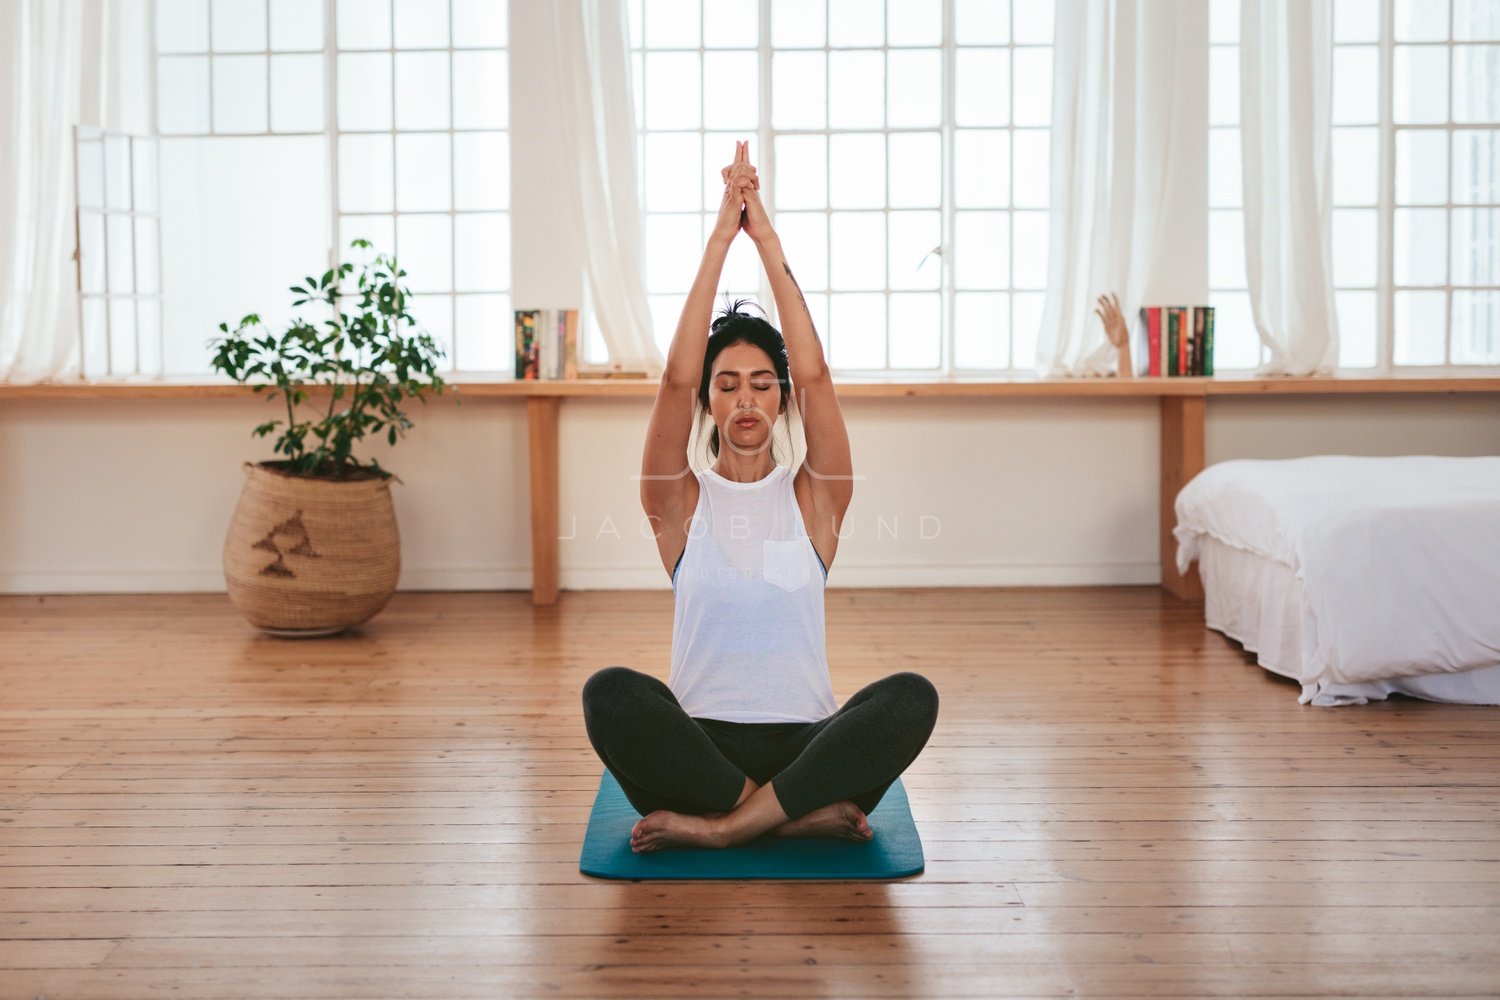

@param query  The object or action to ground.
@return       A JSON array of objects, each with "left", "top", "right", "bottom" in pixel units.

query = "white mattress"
[{"left": 1175, "top": 456, "right": 1500, "bottom": 707}]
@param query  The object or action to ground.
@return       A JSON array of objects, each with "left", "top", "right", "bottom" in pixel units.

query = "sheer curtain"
[
  {"left": 547, "top": 0, "right": 666, "bottom": 377},
  {"left": 0, "top": 0, "right": 151, "bottom": 384},
  {"left": 1240, "top": 0, "right": 1339, "bottom": 374},
  {"left": 1035, "top": 0, "right": 1208, "bottom": 376}
]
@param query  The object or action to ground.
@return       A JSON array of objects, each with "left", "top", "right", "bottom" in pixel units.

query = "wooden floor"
[{"left": 1, "top": 588, "right": 1498, "bottom": 999}]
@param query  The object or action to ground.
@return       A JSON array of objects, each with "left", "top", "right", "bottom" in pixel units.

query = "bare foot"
[
  {"left": 629, "top": 809, "right": 725, "bottom": 853},
  {"left": 774, "top": 800, "right": 873, "bottom": 842}
]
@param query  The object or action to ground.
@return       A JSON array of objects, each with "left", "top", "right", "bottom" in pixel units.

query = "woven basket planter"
[{"left": 223, "top": 461, "right": 400, "bottom": 637}]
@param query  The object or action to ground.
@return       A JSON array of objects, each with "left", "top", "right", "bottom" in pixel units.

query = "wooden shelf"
[{"left": 5, "top": 373, "right": 1498, "bottom": 605}]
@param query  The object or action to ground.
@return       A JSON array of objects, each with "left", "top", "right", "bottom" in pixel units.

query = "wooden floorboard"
[{"left": 1, "top": 588, "right": 1498, "bottom": 998}]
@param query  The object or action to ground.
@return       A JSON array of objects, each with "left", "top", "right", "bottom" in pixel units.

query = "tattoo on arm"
[{"left": 781, "top": 260, "right": 815, "bottom": 330}]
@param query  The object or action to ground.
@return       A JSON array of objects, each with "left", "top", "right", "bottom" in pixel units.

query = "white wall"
[{"left": 1, "top": 393, "right": 1496, "bottom": 594}]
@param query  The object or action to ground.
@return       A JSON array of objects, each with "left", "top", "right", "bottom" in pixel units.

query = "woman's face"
[{"left": 709, "top": 340, "right": 784, "bottom": 456}]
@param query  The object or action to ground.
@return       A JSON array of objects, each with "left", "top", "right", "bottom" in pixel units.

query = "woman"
[{"left": 582, "top": 142, "right": 939, "bottom": 854}]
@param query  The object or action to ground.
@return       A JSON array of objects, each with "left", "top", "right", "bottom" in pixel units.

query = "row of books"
[
  {"left": 513, "top": 309, "right": 649, "bottom": 379},
  {"left": 1137, "top": 306, "right": 1215, "bottom": 377}
]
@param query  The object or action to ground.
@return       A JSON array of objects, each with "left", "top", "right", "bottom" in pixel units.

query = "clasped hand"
[{"left": 712, "top": 140, "right": 773, "bottom": 245}]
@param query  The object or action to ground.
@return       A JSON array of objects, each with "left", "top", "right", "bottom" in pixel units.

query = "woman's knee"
[
  {"left": 582, "top": 665, "right": 655, "bottom": 716},
  {"left": 882, "top": 671, "right": 939, "bottom": 726}
]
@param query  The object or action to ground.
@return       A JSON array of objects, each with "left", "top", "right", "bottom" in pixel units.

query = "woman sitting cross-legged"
[{"left": 581, "top": 141, "right": 939, "bottom": 853}]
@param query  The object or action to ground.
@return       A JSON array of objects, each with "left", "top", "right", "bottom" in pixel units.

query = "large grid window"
[
  {"left": 628, "top": 0, "right": 1054, "bottom": 375},
  {"left": 150, "top": 0, "right": 509, "bottom": 375},
  {"left": 1209, "top": 0, "right": 1500, "bottom": 371}
]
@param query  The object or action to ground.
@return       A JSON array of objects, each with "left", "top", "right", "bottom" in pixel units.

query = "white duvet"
[{"left": 1174, "top": 456, "right": 1500, "bottom": 691}]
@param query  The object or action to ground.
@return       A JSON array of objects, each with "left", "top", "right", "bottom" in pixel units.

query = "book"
[
  {"left": 514, "top": 310, "right": 539, "bottom": 380},
  {"left": 1139, "top": 304, "right": 1216, "bottom": 376},
  {"left": 1166, "top": 308, "right": 1178, "bottom": 377},
  {"left": 1203, "top": 306, "right": 1215, "bottom": 376},
  {"left": 515, "top": 308, "right": 582, "bottom": 379}
]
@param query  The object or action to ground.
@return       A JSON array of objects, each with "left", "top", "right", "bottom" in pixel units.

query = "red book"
[{"left": 1146, "top": 307, "right": 1161, "bottom": 377}]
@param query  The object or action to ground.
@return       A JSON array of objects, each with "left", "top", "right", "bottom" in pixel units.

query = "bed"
[{"left": 1173, "top": 456, "right": 1500, "bottom": 706}]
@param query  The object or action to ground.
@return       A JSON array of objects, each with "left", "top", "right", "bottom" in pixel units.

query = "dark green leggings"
[{"left": 581, "top": 666, "right": 939, "bottom": 821}]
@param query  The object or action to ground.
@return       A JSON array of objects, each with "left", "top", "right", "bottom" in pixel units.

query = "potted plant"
[{"left": 208, "top": 239, "right": 454, "bottom": 637}]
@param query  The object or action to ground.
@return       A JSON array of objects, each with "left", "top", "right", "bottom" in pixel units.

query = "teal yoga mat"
[{"left": 578, "top": 770, "right": 925, "bottom": 880}]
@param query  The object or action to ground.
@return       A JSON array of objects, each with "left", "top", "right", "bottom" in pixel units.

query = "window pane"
[
  {"left": 774, "top": 135, "right": 827, "bottom": 209},
  {"left": 454, "top": 213, "right": 509, "bottom": 292},
  {"left": 79, "top": 213, "right": 106, "bottom": 294},
  {"left": 772, "top": 51, "right": 826, "bottom": 129},
  {"left": 1394, "top": 0, "right": 1450, "bottom": 41},
  {"left": 648, "top": 294, "right": 685, "bottom": 354},
  {"left": 1453, "top": 129, "right": 1500, "bottom": 202},
  {"left": 1396, "top": 129, "right": 1449, "bottom": 204},
  {"left": 1395, "top": 208, "right": 1449, "bottom": 285},
  {"left": 777, "top": 212, "right": 828, "bottom": 290},
  {"left": 211, "top": 0, "right": 267, "bottom": 53},
  {"left": 701, "top": 131, "right": 740, "bottom": 208},
  {"left": 1394, "top": 46, "right": 1450, "bottom": 123},
  {"left": 158, "top": 0, "right": 210, "bottom": 53},
  {"left": 1334, "top": 0, "right": 1380, "bottom": 42},
  {"left": 887, "top": 49, "right": 941, "bottom": 127},
  {"left": 1332, "top": 208, "right": 1378, "bottom": 287},
  {"left": 1336, "top": 290, "right": 1378, "bottom": 367},
  {"left": 704, "top": 0, "right": 757, "bottom": 47},
  {"left": 1454, "top": 45, "right": 1500, "bottom": 122},
  {"left": 408, "top": 293, "right": 453, "bottom": 370},
  {"left": 645, "top": 132, "right": 703, "bottom": 212},
  {"left": 1013, "top": 49, "right": 1052, "bottom": 126},
  {"left": 105, "top": 134, "right": 132, "bottom": 210},
  {"left": 1013, "top": 0, "right": 1053, "bottom": 44},
  {"left": 956, "top": 129, "right": 1013, "bottom": 209},
  {"left": 340, "top": 214, "right": 396, "bottom": 262},
  {"left": 396, "top": 132, "right": 451, "bottom": 211},
  {"left": 954, "top": 291, "right": 1007, "bottom": 368},
  {"left": 454, "top": 132, "right": 508, "bottom": 210},
  {"left": 645, "top": 0, "right": 699, "bottom": 47},
  {"left": 82, "top": 297, "right": 108, "bottom": 378},
  {"left": 1332, "top": 46, "right": 1379, "bottom": 124},
  {"left": 830, "top": 0, "right": 883, "bottom": 47},
  {"left": 392, "top": 0, "right": 449, "bottom": 47},
  {"left": 397, "top": 214, "right": 453, "bottom": 292},
  {"left": 956, "top": 0, "right": 1009, "bottom": 45},
  {"left": 1012, "top": 212, "right": 1048, "bottom": 289},
  {"left": 455, "top": 293, "right": 510, "bottom": 371},
  {"left": 1012, "top": 291, "right": 1045, "bottom": 366},
  {"left": 645, "top": 214, "right": 700, "bottom": 293},
  {"left": 719, "top": 226, "right": 761, "bottom": 295},
  {"left": 1333, "top": 126, "right": 1378, "bottom": 205},
  {"left": 137, "top": 300, "right": 164, "bottom": 376},
  {"left": 888, "top": 131, "right": 942, "bottom": 208},
  {"left": 704, "top": 51, "right": 758, "bottom": 129},
  {"left": 829, "top": 51, "right": 884, "bottom": 129},
  {"left": 396, "top": 52, "right": 451, "bottom": 130},
  {"left": 887, "top": 0, "right": 941, "bottom": 47},
  {"left": 452, "top": 0, "right": 506, "bottom": 47},
  {"left": 829, "top": 293, "right": 886, "bottom": 368},
  {"left": 133, "top": 138, "right": 159, "bottom": 213},
  {"left": 955, "top": 48, "right": 1009, "bottom": 127},
  {"left": 1211, "top": 209, "right": 1248, "bottom": 289},
  {"left": 77, "top": 135, "right": 105, "bottom": 209},
  {"left": 830, "top": 212, "right": 887, "bottom": 290},
  {"left": 212, "top": 55, "right": 268, "bottom": 133},
  {"left": 338, "top": 53, "right": 393, "bottom": 130},
  {"left": 110, "top": 298, "right": 139, "bottom": 374},
  {"left": 1452, "top": 291, "right": 1500, "bottom": 363},
  {"left": 339, "top": 133, "right": 394, "bottom": 212},
  {"left": 888, "top": 211, "right": 942, "bottom": 291},
  {"left": 1013, "top": 129, "right": 1049, "bottom": 208},
  {"left": 337, "top": 0, "right": 392, "bottom": 49},
  {"left": 888, "top": 292, "right": 941, "bottom": 367},
  {"left": 1208, "top": 128, "right": 1242, "bottom": 208},
  {"left": 270, "top": 53, "right": 324, "bottom": 132},
  {"left": 1454, "top": 0, "right": 1500, "bottom": 40},
  {"left": 1209, "top": 0, "right": 1238, "bottom": 43},
  {"left": 270, "top": 0, "right": 323, "bottom": 50},
  {"left": 1394, "top": 290, "right": 1448, "bottom": 364},
  {"left": 772, "top": 0, "right": 826, "bottom": 48},
  {"left": 453, "top": 52, "right": 507, "bottom": 129},
  {"left": 955, "top": 211, "right": 1008, "bottom": 289},
  {"left": 1452, "top": 209, "right": 1500, "bottom": 285},
  {"left": 135, "top": 218, "right": 161, "bottom": 295},
  {"left": 158, "top": 56, "right": 211, "bottom": 133},
  {"left": 1209, "top": 291, "right": 1258, "bottom": 370},
  {"left": 830, "top": 133, "right": 886, "bottom": 209},
  {"left": 645, "top": 52, "right": 702, "bottom": 129}
]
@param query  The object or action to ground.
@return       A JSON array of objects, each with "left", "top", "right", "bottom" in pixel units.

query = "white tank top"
[{"left": 668, "top": 463, "right": 837, "bottom": 723}]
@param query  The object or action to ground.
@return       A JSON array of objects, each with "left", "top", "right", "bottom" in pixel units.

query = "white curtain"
[
  {"left": 1240, "top": 0, "right": 1339, "bottom": 374},
  {"left": 0, "top": 0, "right": 151, "bottom": 384},
  {"left": 1035, "top": 0, "right": 1207, "bottom": 376},
  {"left": 547, "top": 0, "right": 666, "bottom": 377}
]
